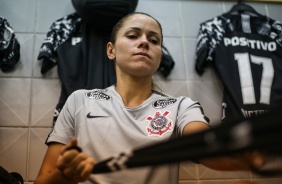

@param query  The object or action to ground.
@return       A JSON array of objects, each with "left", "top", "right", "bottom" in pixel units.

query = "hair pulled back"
[{"left": 110, "top": 12, "right": 163, "bottom": 45}]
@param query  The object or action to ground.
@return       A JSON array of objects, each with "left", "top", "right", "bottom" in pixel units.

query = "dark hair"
[{"left": 110, "top": 12, "right": 163, "bottom": 45}]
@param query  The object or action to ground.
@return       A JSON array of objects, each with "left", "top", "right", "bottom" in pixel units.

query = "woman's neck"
[{"left": 115, "top": 78, "right": 153, "bottom": 108}]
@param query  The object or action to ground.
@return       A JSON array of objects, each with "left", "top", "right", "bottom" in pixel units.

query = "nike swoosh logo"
[{"left": 87, "top": 112, "right": 108, "bottom": 119}]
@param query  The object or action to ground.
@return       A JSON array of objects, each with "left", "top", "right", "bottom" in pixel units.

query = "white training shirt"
[{"left": 46, "top": 85, "right": 209, "bottom": 184}]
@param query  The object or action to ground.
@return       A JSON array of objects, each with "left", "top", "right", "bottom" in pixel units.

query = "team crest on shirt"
[
  {"left": 85, "top": 90, "right": 110, "bottom": 100},
  {"left": 152, "top": 98, "right": 177, "bottom": 109},
  {"left": 146, "top": 111, "right": 173, "bottom": 137}
]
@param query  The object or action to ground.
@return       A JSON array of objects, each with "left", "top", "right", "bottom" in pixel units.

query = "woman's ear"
[{"left": 107, "top": 42, "right": 116, "bottom": 60}]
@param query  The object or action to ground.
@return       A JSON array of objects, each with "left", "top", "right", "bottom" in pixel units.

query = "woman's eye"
[
  {"left": 150, "top": 39, "right": 159, "bottom": 45},
  {"left": 127, "top": 35, "right": 137, "bottom": 39}
]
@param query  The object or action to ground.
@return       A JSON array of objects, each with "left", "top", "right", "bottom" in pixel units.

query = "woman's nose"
[{"left": 138, "top": 36, "right": 149, "bottom": 49}]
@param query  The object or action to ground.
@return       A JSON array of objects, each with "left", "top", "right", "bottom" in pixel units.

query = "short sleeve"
[
  {"left": 176, "top": 97, "right": 209, "bottom": 136},
  {"left": 46, "top": 91, "right": 78, "bottom": 145}
]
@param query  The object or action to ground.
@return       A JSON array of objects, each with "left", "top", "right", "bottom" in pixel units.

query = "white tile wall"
[
  {"left": 0, "top": 0, "right": 37, "bottom": 33},
  {"left": 136, "top": 1, "right": 182, "bottom": 37},
  {"left": 30, "top": 79, "right": 61, "bottom": 127},
  {"left": 267, "top": 4, "right": 282, "bottom": 21},
  {"left": 0, "top": 78, "right": 31, "bottom": 126},
  {"left": 0, "top": 128, "right": 28, "bottom": 179},
  {"left": 181, "top": 1, "right": 224, "bottom": 37},
  {"left": 36, "top": 0, "right": 75, "bottom": 33},
  {"left": 1, "top": 0, "right": 282, "bottom": 183},
  {"left": 163, "top": 38, "right": 186, "bottom": 80}
]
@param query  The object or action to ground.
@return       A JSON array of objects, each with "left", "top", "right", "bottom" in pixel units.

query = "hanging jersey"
[
  {"left": 0, "top": 17, "right": 20, "bottom": 72},
  {"left": 38, "top": 13, "right": 81, "bottom": 74},
  {"left": 38, "top": 13, "right": 117, "bottom": 125},
  {"left": 46, "top": 85, "right": 209, "bottom": 184},
  {"left": 195, "top": 13, "right": 282, "bottom": 124}
]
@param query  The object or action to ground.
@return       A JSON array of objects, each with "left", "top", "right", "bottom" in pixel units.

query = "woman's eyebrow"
[
  {"left": 124, "top": 27, "right": 140, "bottom": 33},
  {"left": 125, "top": 27, "right": 161, "bottom": 38},
  {"left": 125, "top": 27, "right": 140, "bottom": 31}
]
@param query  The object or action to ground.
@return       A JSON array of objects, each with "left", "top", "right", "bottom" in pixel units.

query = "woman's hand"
[
  {"left": 240, "top": 151, "right": 265, "bottom": 170},
  {"left": 56, "top": 138, "right": 95, "bottom": 183}
]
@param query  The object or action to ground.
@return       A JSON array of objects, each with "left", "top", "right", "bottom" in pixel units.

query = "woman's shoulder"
[
  {"left": 153, "top": 90, "right": 194, "bottom": 101},
  {"left": 71, "top": 87, "right": 110, "bottom": 97},
  {"left": 65, "top": 88, "right": 111, "bottom": 105},
  {"left": 151, "top": 90, "right": 199, "bottom": 108}
]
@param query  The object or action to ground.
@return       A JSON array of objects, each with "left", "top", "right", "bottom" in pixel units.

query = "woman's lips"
[{"left": 134, "top": 52, "right": 151, "bottom": 58}]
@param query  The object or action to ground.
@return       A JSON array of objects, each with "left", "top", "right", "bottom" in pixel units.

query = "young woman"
[{"left": 34, "top": 12, "right": 261, "bottom": 184}]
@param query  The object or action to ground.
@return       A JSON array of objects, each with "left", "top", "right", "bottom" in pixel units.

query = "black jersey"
[
  {"left": 195, "top": 13, "right": 282, "bottom": 123},
  {"left": 38, "top": 13, "right": 116, "bottom": 125},
  {"left": 0, "top": 17, "right": 20, "bottom": 72}
]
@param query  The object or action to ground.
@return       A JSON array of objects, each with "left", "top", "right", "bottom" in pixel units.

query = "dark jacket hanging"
[{"left": 38, "top": 1, "right": 139, "bottom": 125}]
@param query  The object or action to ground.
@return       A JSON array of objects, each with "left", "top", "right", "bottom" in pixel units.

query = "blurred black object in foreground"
[
  {"left": 91, "top": 108, "right": 282, "bottom": 176},
  {"left": 0, "top": 166, "right": 23, "bottom": 184}
]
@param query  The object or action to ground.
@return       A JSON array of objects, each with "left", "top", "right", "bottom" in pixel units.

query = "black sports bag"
[{"left": 71, "top": 0, "right": 138, "bottom": 30}]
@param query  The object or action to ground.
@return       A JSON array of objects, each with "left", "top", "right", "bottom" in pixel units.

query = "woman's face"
[{"left": 107, "top": 14, "right": 162, "bottom": 77}]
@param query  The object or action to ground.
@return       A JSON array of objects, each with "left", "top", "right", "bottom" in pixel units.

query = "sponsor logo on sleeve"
[
  {"left": 85, "top": 91, "right": 110, "bottom": 100},
  {"left": 152, "top": 98, "right": 177, "bottom": 109}
]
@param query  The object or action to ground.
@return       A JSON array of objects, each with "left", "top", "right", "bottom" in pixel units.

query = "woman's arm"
[
  {"left": 34, "top": 138, "right": 94, "bottom": 184},
  {"left": 182, "top": 122, "right": 264, "bottom": 171}
]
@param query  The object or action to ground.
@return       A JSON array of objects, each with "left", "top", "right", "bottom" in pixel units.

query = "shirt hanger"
[{"left": 227, "top": 0, "right": 263, "bottom": 17}]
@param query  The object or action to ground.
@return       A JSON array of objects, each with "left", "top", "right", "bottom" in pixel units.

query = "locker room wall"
[{"left": 0, "top": 0, "right": 282, "bottom": 183}]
